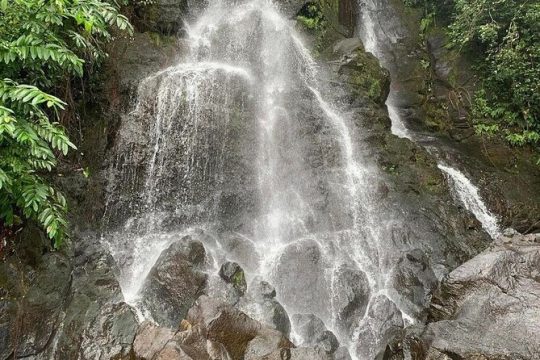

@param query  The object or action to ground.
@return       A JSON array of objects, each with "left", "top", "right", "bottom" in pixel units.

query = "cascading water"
[
  {"left": 437, "top": 164, "right": 500, "bottom": 238},
  {"left": 102, "top": 0, "right": 413, "bottom": 358},
  {"left": 357, "top": 0, "right": 500, "bottom": 238}
]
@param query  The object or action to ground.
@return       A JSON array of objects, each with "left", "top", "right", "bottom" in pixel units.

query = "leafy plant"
[
  {"left": 404, "top": 0, "right": 540, "bottom": 152},
  {"left": 297, "top": 4, "right": 325, "bottom": 31},
  {"left": 296, "top": 3, "right": 327, "bottom": 53},
  {"left": 0, "top": 0, "right": 132, "bottom": 247}
]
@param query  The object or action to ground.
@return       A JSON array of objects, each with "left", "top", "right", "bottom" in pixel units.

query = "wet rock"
[
  {"left": 273, "top": 239, "right": 330, "bottom": 319},
  {"left": 133, "top": 321, "right": 176, "bottom": 359},
  {"left": 277, "top": 0, "right": 310, "bottom": 18},
  {"left": 387, "top": 249, "right": 438, "bottom": 320},
  {"left": 263, "top": 347, "right": 332, "bottom": 360},
  {"left": 244, "top": 328, "right": 294, "bottom": 360},
  {"left": 132, "top": 0, "right": 190, "bottom": 35},
  {"left": 291, "top": 314, "right": 339, "bottom": 354},
  {"left": 219, "top": 261, "right": 247, "bottom": 296},
  {"left": 187, "top": 295, "right": 261, "bottom": 359},
  {"left": 251, "top": 279, "right": 277, "bottom": 300},
  {"left": 131, "top": 296, "right": 296, "bottom": 360},
  {"left": 79, "top": 301, "right": 138, "bottom": 359},
  {"left": 333, "top": 346, "right": 353, "bottom": 360},
  {"left": 423, "top": 233, "right": 540, "bottom": 359},
  {"left": 354, "top": 295, "right": 404, "bottom": 360},
  {"left": 380, "top": 323, "right": 428, "bottom": 360},
  {"left": 140, "top": 236, "right": 207, "bottom": 328},
  {"left": 154, "top": 342, "right": 195, "bottom": 360},
  {"left": 219, "top": 234, "right": 261, "bottom": 273},
  {"left": 502, "top": 227, "right": 519, "bottom": 237},
  {"left": 333, "top": 38, "right": 390, "bottom": 105},
  {"left": 52, "top": 238, "right": 138, "bottom": 359},
  {"left": 239, "top": 278, "right": 292, "bottom": 338},
  {"left": 333, "top": 38, "right": 363, "bottom": 57},
  {"left": 0, "top": 252, "right": 72, "bottom": 359},
  {"left": 332, "top": 264, "right": 371, "bottom": 335}
]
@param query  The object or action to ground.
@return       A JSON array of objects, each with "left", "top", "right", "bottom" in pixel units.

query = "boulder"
[
  {"left": 387, "top": 249, "right": 438, "bottom": 320},
  {"left": 333, "top": 38, "right": 390, "bottom": 105},
  {"left": 140, "top": 236, "right": 207, "bottom": 328},
  {"left": 273, "top": 239, "right": 330, "bottom": 319},
  {"left": 262, "top": 347, "right": 332, "bottom": 360},
  {"left": 130, "top": 295, "right": 299, "bottom": 360},
  {"left": 354, "top": 295, "right": 404, "bottom": 360},
  {"left": 423, "top": 233, "right": 540, "bottom": 359},
  {"left": 332, "top": 264, "right": 371, "bottom": 335},
  {"left": 187, "top": 295, "right": 262, "bottom": 359},
  {"left": 239, "top": 278, "right": 291, "bottom": 337},
  {"left": 219, "top": 261, "right": 247, "bottom": 296},
  {"left": 78, "top": 301, "right": 138, "bottom": 359},
  {"left": 291, "top": 314, "right": 339, "bottom": 354},
  {"left": 133, "top": 321, "right": 177, "bottom": 359},
  {"left": 218, "top": 234, "right": 261, "bottom": 273},
  {"left": 244, "top": 328, "right": 294, "bottom": 360}
]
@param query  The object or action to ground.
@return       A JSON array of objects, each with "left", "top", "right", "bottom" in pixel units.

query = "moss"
[
  {"left": 343, "top": 49, "right": 390, "bottom": 104},
  {"left": 232, "top": 270, "right": 245, "bottom": 288}
]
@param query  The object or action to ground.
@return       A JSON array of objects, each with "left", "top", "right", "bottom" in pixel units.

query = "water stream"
[
  {"left": 102, "top": 1, "right": 410, "bottom": 358},
  {"left": 357, "top": 0, "right": 500, "bottom": 238}
]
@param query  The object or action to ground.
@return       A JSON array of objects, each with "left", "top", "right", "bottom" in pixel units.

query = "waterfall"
[
  {"left": 357, "top": 0, "right": 500, "bottom": 238},
  {"left": 102, "top": 0, "right": 409, "bottom": 358}
]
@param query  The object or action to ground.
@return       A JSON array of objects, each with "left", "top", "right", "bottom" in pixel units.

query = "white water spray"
[{"left": 438, "top": 164, "right": 500, "bottom": 238}]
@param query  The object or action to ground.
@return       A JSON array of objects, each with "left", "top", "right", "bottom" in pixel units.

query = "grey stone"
[
  {"left": 292, "top": 314, "right": 339, "bottom": 354},
  {"left": 425, "top": 233, "right": 540, "bottom": 359},
  {"left": 332, "top": 264, "right": 371, "bottom": 336},
  {"left": 140, "top": 236, "right": 207, "bottom": 328},
  {"left": 354, "top": 295, "right": 404, "bottom": 360},
  {"left": 387, "top": 249, "right": 438, "bottom": 320},
  {"left": 219, "top": 261, "right": 247, "bottom": 296},
  {"left": 133, "top": 321, "right": 176, "bottom": 359}
]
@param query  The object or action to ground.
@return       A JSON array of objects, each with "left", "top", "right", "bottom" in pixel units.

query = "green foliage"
[
  {"left": 0, "top": 0, "right": 132, "bottom": 247},
  {"left": 405, "top": 0, "right": 540, "bottom": 151},
  {"left": 296, "top": 3, "right": 327, "bottom": 53},
  {"left": 297, "top": 4, "right": 325, "bottom": 31},
  {"left": 450, "top": 1, "right": 540, "bottom": 144}
]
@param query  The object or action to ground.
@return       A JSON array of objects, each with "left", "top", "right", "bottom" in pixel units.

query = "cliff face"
[
  {"left": 0, "top": 1, "right": 538, "bottom": 360},
  {"left": 353, "top": 0, "right": 540, "bottom": 233}
]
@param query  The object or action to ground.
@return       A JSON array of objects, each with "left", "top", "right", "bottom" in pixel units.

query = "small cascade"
[
  {"left": 357, "top": 0, "right": 500, "bottom": 238},
  {"left": 438, "top": 164, "right": 501, "bottom": 238}
]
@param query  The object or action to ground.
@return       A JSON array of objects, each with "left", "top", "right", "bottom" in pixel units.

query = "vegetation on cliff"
[
  {"left": 0, "top": 0, "right": 132, "bottom": 247},
  {"left": 407, "top": 0, "right": 540, "bottom": 153}
]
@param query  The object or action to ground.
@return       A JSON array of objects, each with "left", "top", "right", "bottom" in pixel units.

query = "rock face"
[
  {"left": 0, "top": 251, "right": 71, "bottom": 359},
  {"left": 385, "top": 232, "right": 540, "bottom": 360},
  {"left": 49, "top": 236, "right": 139, "bottom": 360},
  {"left": 140, "top": 236, "right": 207, "bottom": 327},
  {"left": 387, "top": 249, "right": 438, "bottom": 320},
  {"left": 0, "top": 230, "right": 139, "bottom": 360},
  {"left": 273, "top": 239, "right": 330, "bottom": 319},
  {"left": 424, "top": 232, "right": 540, "bottom": 359},
  {"left": 333, "top": 37, "right": 390, "bottom": 105}
]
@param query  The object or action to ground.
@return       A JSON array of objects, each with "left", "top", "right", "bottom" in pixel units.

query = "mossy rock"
[{"left": 332, "top": 38, "right": 390, "bottom": 105}]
